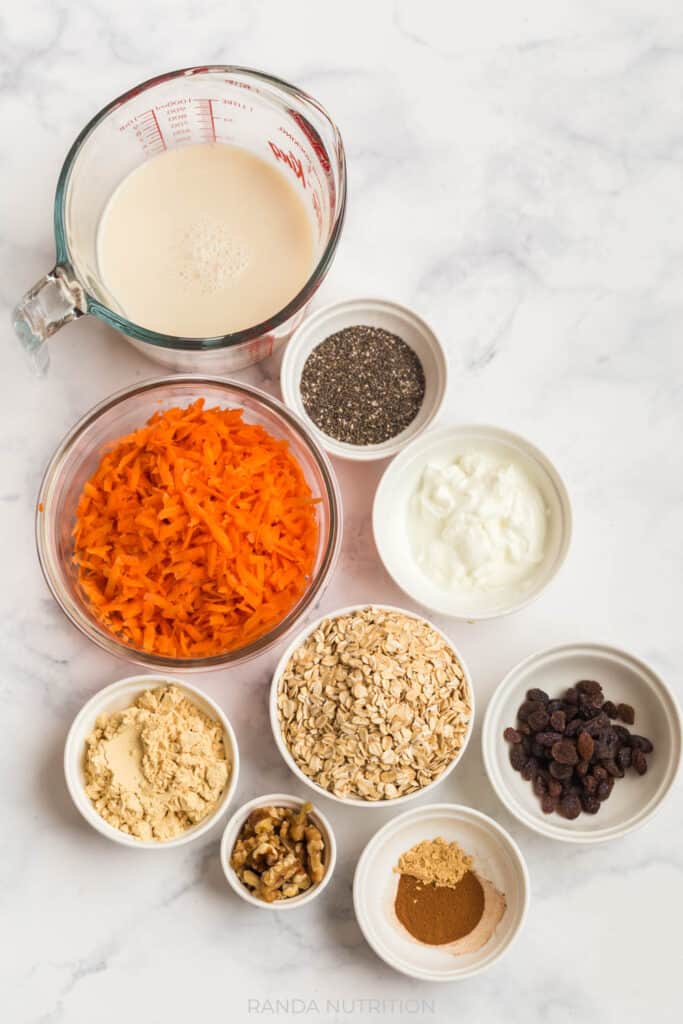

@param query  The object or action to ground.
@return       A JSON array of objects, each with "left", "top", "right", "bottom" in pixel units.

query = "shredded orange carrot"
[{"left": 73, "top": 400, "right": 319, "bottom": 658}]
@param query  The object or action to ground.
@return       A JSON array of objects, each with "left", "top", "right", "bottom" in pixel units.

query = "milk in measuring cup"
[{"left": 97, "top": 143, "right": 314, "bottom": 337}]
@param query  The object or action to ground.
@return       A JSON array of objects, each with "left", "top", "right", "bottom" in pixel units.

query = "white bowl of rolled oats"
[
  {"left": 221, "top": 794, "right": 337, "bottom": 910},
  {"left": 270, "top": 605, "right": 474, "bottom": 807}
]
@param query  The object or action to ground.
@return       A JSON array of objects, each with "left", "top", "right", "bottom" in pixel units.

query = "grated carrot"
[{"left": 73, "top": 400, "right": 319, "bottom": 658}]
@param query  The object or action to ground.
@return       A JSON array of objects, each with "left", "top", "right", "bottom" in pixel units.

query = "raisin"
[
  {"left": 596, "top": 777, "right": 615, "bottom": 801},
  {"left": 602, "top": 700, "right": 618, "bottom": 718},
  {"left": 613, "top": 725, "right": 631, "bottom": 743},
  {"left": 593, "top": 765, "right": 608, "bottom": 782},
  {"left": 517, "top": 722, "right": 531, "bottom": 736},
  {"left": 549, "top": 710, "right": 566, "bottom": 732},
  {"left": 617, "top": 703, "right": 635, "bottom": 725},
  {"left": 517, "top": 700, "right": 543, "bottom": 722},
  {"left": 533, "top": 773, "right": 548, "bottom": 797},
  {"left": 527, "top": 709, "right": 550, "bottom": 732},
  {"left": 521, "top": 757, "right": 539, "bottom": 781},
  {"left": 503, "top": 727, "right": 522, "bottom": 744},
  {"left": 526, "top": 688, "right": 549, "bottom": 704},
  {"left": 595, "top": 735, "right": 619, "bottom": 761},
  {"left": 549, "top": 760, "right": 573, "bottom": 780},
  {"left": 577, "top": 680, "right": 603, "bottom": 697},
  {"left": 616, "top": 746, "right": 632, "bottom": 770},
  {"left": 547, "top": 699, "right": 565, "bottom": 713},
  {"left": 575, "top": 759, "right": 590, "bottom": 777},
  {"left": 604, "top": 737, "right": 620, "bottom": 760},
  {"left": 577, "top": 732, "right": 594, "bottom": 761},
  {"left": 629, "top": 735, "right": 654, "bottom": 754},
  {"left": 548, "top": 777, "right": 563, "bottom": 798},
  {"left": 632, "top": 750, "right": 648, "bottom": 775},
  {"left": 581, "top": 712, "right": 606, "bottom": 737},
  {"left": 536, "top": 731, "right": 563, "bottom": 747},
  {"left": 558, "top": 793, "right": 581, "bottom": 819},
  {"left": 509, "top": 745, "right": 527, "bottom": 771},
  {"left": 551, "top": 739, "right": 579, "bottom": 765},
  {"left": 581, "top": 773, "right": 598, "bottom": 794},
  {"left": 605, "top": 760, "right": 624, "bottom": 778},
  {"left": 565, "top": 718, "right": 584, "bottom": 737},
  {"left": 580, "top": 691, "right": 605, "bottom": 711},
  {"left": 564, "top": 687, "right": 579, "bottom": 705},
  {"left": 541, "top": 794, "right": 558, "bottom": 814},
  {"left": 580, "top": 793, "right": 600, "bottom": 814}
]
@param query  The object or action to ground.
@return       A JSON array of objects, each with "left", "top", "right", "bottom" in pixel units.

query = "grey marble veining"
[{"left": 1, "top": 1, "right": 682, "bottom": 1022}]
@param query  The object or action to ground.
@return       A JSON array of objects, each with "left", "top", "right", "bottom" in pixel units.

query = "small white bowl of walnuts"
[{"left": 221, "top": 793, "right": 337, "bottom": 910}]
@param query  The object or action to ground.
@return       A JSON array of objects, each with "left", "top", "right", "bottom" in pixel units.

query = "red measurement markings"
[
  {"left": 166, "top": 106, "right": 192, "bottom": 144},
  {"left": 194, "top": 98, "right": 218, "bottom": 143},
  {"left": 268, "top": 141, "right": 306, "bottom": 188},
  {"left": 149, "top": 109, "right": 167, "bottom": 151},
  {"left": 129, "top": 108, "right": 167, "bottom": 155}
]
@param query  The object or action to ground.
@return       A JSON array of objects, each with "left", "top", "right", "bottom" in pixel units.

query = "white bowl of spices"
[
  {"left": 64, "top": 674, "right": 239, "bottom": 849},
  {"left": 220, "top": 793, "right": 337, "bottom": 909},
  {"left": 353, "top": 803, "right": 529, "bottom": 981},
  {"left": 280, "top": 298, "right": 447, "bottom": 460},
  {"left": 373, "top": 424, "right": 572, "bottom": 620}
]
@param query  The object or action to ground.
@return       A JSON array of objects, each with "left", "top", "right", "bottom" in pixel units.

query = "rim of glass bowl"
[
  {"left": 35, "top": 375, "right": 343, "bottom": 670},
  {"left": 54, "top": 65, "right": 347, "bottom": 351}
]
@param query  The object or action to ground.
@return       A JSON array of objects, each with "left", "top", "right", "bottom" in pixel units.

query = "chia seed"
[{"left": 299, "top": 325, "right": 425, "bottom": 445}]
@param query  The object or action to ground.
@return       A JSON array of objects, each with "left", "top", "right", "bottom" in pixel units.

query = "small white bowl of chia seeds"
[{"left": 280, "top": 298, "right": 447, "bottom": 461}]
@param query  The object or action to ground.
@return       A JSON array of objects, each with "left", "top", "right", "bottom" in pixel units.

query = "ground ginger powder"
[
  {"left": 84, "top": 685, "right": 229, "bottom": 841},
  {"left": 395, "top": 837, "right": 473, "bottom": 887}
]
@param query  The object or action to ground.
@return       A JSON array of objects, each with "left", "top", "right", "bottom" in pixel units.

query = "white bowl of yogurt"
[{"left": 372, "top": 425, "right": 572, "bottom": 620}]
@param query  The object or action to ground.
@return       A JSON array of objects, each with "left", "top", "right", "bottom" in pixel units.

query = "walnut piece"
[{"left": 230, "top": 803, "right": 326, "bottom": 902}]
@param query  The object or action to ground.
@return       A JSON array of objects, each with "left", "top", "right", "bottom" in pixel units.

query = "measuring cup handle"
[{"left": 12, "top": 266, "right": 85, "bottom": 374}]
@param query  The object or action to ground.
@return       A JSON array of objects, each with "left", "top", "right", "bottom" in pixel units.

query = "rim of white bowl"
[
  {"left": 372, "top": 423, "right": 573, "bottom": 620},
  {"left": 280, "top": 297, "right": 448, "bottom": 461},
  {"left": 482, "top": 642, "right": 683, "bottom": 843},
  {"left": 64, "top": 674, "right": 240, "bottom": 849},
  {"left": 353, "top": 802, "right": 530, "bottom": 981},
  {"left": 220, "top": 792, "right": 337, "bottom": 909},
  {"left": 269, "top": 603, "right": 475, "bottom": 807}
]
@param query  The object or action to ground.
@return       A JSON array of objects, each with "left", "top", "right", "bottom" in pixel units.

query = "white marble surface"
[{"left": 2, "top": 1, "right": 682, "bottom": 1021}]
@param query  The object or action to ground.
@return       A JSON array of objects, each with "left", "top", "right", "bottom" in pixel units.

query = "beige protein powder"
[{"left": 83, "top": 684, "right": 230, "bottom": 841}]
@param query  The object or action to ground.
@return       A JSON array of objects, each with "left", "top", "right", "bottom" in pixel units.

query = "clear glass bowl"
[{"left": 36, "top": 376, "right": 342, "bottom": 670}]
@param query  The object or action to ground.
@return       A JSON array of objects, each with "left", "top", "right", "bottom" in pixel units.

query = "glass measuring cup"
[{"left": 13, "top": 66, "right": 346, "bottom": 373}]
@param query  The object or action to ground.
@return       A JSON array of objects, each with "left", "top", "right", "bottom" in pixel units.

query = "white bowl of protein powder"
[{"left": 373, "top": 425, "right": 572, "bottom": 620}]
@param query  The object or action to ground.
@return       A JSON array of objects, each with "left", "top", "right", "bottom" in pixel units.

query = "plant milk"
[{"left": 97, "top": 143, "right": 314, "bottom": 337}]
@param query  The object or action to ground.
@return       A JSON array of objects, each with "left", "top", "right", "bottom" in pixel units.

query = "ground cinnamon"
[{"left": 395, "top": 871, "right": 485, "bottom": 945}]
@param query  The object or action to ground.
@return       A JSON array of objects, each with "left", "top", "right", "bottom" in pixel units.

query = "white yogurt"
[{"left": 408, "top": 451, "right": 547, "bottom": 594}]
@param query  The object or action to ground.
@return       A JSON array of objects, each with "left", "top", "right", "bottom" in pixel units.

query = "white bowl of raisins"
[{"left": 482, "top": 643, "right": 681, "bottom": 843}]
